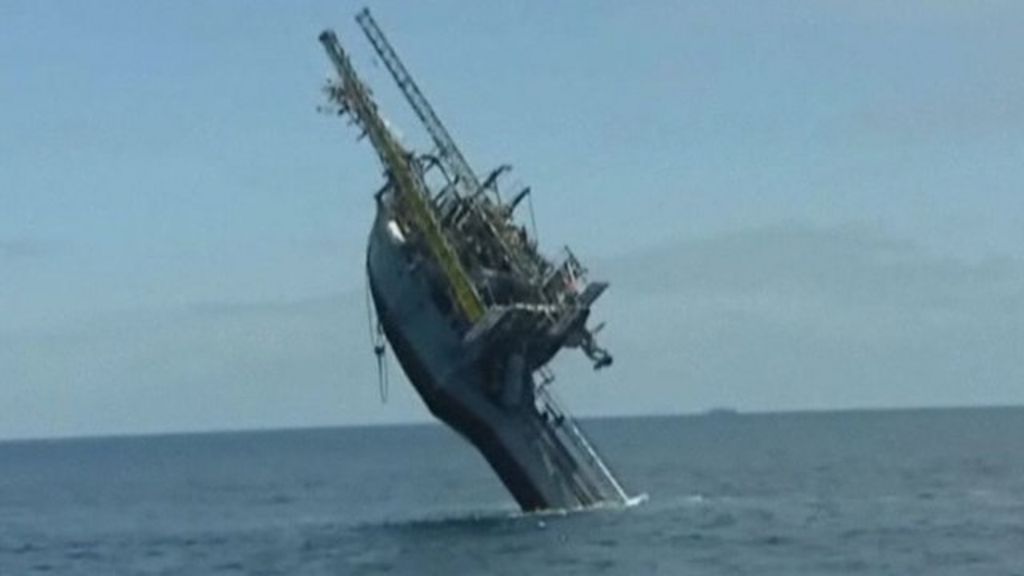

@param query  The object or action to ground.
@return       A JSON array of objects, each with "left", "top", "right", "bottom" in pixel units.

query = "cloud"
[
  {"left": 185, "top": 294, "right": 349, "bottom": 318},
  {"left": 0, "top": 238, "right": 48, "bottom": 260},
  {"left": 608, "top": 223, "right": 1022, "bottom": 309},
  {"left": 555, "top": 224, "right": 1024, "bottom": 416},
  {"left": 0, "top": 291, "right": 426, "bottom": 440},
  {"left": 3, "top": 224, "right": 1022, "bottom": 439}
]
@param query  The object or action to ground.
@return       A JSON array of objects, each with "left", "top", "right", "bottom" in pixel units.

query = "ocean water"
[{"left": 2, "top": 408, "right": 1023, "bottom": 575}]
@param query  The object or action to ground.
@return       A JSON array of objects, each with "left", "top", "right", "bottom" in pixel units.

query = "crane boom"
[{"left": 355, "top": 8, "right": 483, "bottom": 199}]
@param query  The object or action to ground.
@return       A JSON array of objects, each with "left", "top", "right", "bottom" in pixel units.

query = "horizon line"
[{"left": 2, "top": 402, "right": 1022, "bottom": 446}]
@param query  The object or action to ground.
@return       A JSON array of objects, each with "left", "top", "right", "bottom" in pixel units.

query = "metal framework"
[{"left": 355, "top": 8, "right": 483, "bottom": 199}]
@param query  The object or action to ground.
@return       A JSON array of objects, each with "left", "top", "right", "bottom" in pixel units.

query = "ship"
[{"left": 318, "top": 9, "right": 630, "bottom": 511}]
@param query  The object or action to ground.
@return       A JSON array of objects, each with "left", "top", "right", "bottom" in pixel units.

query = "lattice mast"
[
  {"left": 354, "top": 9, "right": 549, "bottom": 283},
  {"left": 354, "top": 8, "right": 483, "bottom": 199}
]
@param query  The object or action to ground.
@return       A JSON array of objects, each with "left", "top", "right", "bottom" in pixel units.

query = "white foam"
[{"left": 625, "top": 493, "right": 650, "bottom": 507}]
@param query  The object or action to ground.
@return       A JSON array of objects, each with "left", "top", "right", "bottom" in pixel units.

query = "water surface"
[{"left": 2, "top": 407, "right": 1023, "bottom": 574}]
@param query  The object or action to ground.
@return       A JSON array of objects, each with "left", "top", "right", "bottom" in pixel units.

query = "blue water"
[{"left": 2, "top": 407, "right": 1023, "bottom": 575}]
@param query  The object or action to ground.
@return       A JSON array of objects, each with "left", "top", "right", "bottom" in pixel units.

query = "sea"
[{"left": 1, "top": 407, "right": 1022, "bottom": 575}]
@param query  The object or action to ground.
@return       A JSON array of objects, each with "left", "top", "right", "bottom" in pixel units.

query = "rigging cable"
[
  {"left": 376, "top": 322, "right": 389, "bottom": 402},
  {"left": 365, "top": 275, "right": 389, "bottom": 403}
]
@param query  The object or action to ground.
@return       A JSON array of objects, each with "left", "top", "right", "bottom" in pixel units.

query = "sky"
[{"left": 2, "top": 1, "right": 1023, "bottom": 440}]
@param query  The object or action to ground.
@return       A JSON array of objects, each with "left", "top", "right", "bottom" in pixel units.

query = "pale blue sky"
[{"left": 2, "top": 1, "right": 1023, "bottom": 439}]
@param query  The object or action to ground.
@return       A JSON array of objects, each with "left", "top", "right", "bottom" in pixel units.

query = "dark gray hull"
[{"left": 366, "top": 208, "right": 628, "bottom": 511}]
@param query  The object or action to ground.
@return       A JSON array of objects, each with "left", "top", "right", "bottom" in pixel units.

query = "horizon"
[{"left": 3, "top": 402, "right": 1022, "bottom": 445}]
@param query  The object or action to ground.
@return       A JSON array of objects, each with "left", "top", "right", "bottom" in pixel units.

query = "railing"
[{"left": 534, "top": 385, "right": 629, "bottom": 503}]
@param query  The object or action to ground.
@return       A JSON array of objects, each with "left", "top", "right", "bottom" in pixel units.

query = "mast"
[
  {"left": 355, "top": 8, "right": 483, "bottom": 200},
  {"left": 317, "top": 30, "right": 406, "bottom": 186},
  {"left": 318, "top": 30, "right": 486, "bottom": 323}
]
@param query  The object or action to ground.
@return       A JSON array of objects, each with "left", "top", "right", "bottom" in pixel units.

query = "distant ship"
[
  {"left": 704, "top": 407, "right": 740, "bottom": 417},
  {"left": 318, "top": 9, "right": 629, "bottom": 511}
]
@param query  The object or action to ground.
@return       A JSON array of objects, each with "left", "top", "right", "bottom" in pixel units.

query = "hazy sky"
[{"left": 2, "top": 1, "right": 1023, "bottom": 440}]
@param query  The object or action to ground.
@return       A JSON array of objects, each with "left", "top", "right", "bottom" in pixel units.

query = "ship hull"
[{"left": 366, "top": 207, "right": 628, "bottom": 511}]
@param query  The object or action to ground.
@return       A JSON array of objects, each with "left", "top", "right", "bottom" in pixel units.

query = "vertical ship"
[{"left": 319, "top": 9, "right": 629, "bottom": 511}]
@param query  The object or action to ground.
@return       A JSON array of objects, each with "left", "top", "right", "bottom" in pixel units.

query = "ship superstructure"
[{"left": 319, "top": 9, "right": 628, "bottom": 511}]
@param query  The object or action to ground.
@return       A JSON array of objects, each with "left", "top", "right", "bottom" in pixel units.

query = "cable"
[
  {"left": 375, "top": 321, "right": 389, "bottom": 403},
  {"left": 365, "top": 275, "right": 389, "bottom": 403}
]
